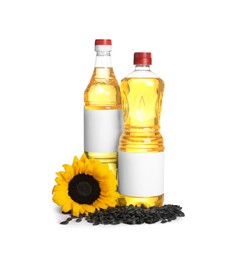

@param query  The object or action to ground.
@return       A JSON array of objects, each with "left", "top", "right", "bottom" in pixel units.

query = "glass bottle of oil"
[
  {"left": 118, "top": 52, "right": 165, "bottom": 207},
  {"left": 84, "top": 39, "right": 122, "bottom": 176}
]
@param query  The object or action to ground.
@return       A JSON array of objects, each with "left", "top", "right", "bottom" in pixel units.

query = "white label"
[
  {"left": 118, "top": 151, "right": 164, "bottom": 197},
  {"left": 84, "top": 109, "right": 122, "bottom": 153}
]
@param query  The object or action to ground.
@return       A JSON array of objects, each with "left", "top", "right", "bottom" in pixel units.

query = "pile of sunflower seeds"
[{"left": 60, "top": 204, "right": 185, "bottom": 225}]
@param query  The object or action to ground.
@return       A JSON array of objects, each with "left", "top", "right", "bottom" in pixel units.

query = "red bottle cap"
[
  {"left": 95, "top": 39, "right": 112, "bottom": 45},
  {"left": 134, "top": 52, "right": 152, "bottom": 65}
]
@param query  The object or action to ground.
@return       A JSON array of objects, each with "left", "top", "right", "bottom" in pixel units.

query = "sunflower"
[{"left": 52, "top": 154, "right": 118, "bottom": 216}]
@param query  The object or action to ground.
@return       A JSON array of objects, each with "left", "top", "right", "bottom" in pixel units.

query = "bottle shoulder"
[
  {"left": 121, "top": 71, "right": 164, "bottom": 88},
  {"left": 124, "top": 69, "right": 160, "bottom": 79}
]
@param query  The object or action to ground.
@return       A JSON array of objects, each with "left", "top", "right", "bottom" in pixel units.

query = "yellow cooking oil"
[
  {"left": 84, "top": 40, "right": 121, "bottom": 177},
  {"left": 118, "top": 52, "right": 165, "bottom": 207}
]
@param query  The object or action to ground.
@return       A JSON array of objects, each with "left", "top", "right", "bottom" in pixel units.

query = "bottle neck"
[
  {"left": 135, "top": 65, "right": 151, "bottom": 71},
  {"left": 95, "top": 51, "right": 112, "bottom": 68}
]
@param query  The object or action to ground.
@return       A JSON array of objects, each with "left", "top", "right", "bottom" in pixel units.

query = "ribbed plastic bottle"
[
  {"left": 118, "top": 52, "right": 165, "bottom": 207},
  {"left": 84, "top": 39, "right": 122, "bottom": 176}
]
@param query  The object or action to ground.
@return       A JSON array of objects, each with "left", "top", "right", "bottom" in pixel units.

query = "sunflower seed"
[{"left": 60, "top": 220, "right": 69, "bottom": 225}]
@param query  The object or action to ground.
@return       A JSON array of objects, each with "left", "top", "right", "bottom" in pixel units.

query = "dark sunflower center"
[
  {"left": 77, "top": 181, "right": 92, "bottom": 197},
  {"left": 68, "top": 174, "right": 101, "bottom": 204}
]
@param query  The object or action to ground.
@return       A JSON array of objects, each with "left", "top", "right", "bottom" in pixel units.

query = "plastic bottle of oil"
[
  {"left": 118, "top": 52, "right": 165, "bottom": 207},
  {"left": 84, "top": 39, "right": 122, "bottom": 176}
]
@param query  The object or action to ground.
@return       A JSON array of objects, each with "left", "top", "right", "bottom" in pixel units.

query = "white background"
[{"left": 0, "top": 0, "right": 237, "bottom": 259}]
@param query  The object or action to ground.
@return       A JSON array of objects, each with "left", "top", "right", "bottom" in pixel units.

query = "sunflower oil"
[
  {"left": 84, "top": 39, "right": 122, "bottom": 177},
  {"left": 118, "top": 52, "right": 165, "bottom": 207}
]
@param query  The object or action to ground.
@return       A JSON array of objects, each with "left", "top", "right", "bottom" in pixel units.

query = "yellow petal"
[
  {"left": 63, "top": 165, "right": 75, "bottom": 178},
  {"left": 82, "top": 158, "right": 93, "bottom": 174},
  {"left": 62, "top": 200, "right": 72, "bottom": 213},
  {"left": 72, "top": 202, "right": 86, "bottom": 216},
  {"left": 53, "top": 190, "right": 68, "bottom": 197},
  {"left": 53, "top": 191, "right": 66, "bottom": 199},
  {"left": 52, "top": 185, "right": 68, "bottom": 193},
  {"left": 96, "top": 197, "right": 114, "bottom": 206},
  {"left": 64, "top": 172, "right": 74, "bottom": 182},
  {"left": 55, "top": 177, "right": 68, "bottom": 186},
  {"left": 76, "top": 161, "right": 85, "bottom": 174},
  {"left": 93, "top": 201, "right": 107, "bottom": 209},
  {"left": 99, "top": 196, "right": 117, "bottom": 203},
  {"left": 105, "top": 200, "right": 117, "bottom": 207},
  {"left": 52, "top": 193, "right": 68, "bottom": 205},
  {"left": 82, "top": 204, "right": 96, "bottom": 213},
  {"left": 72, "top": 156, "right": 80, "bottom": 170},
  {"left": 56, "top": 171, "right": 63, "bottom": 177},
  {"left": 80, "top": 153, "right": 88, "bottom": 163}
]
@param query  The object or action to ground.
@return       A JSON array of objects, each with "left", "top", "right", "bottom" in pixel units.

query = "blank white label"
[
  {"left": 118, "top": 151, "right": 164, "bottom": 197},
  {"left": 84, "top": 109, "right": 122, "bottom": 153}
]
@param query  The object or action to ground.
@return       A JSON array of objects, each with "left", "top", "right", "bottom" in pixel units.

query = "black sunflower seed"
[{"left": 60, "top": 220, "right": 69, "bottom": 225}]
